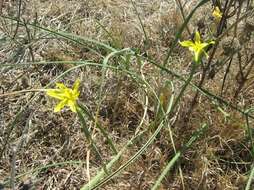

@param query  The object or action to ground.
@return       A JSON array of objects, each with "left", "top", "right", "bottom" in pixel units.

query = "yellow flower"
[
  {"left": 46, "top": 79, "right": 80, "bottom": 112},
  {"left": 179, "top": 31, "right": 215, "bottom": 63},
  {"left": 212, "top": 6, "right": 222, "bottom": 21}
]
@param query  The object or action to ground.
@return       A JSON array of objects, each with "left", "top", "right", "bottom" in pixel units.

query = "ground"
[{"left": 0, "top": 0, "right": 254, "bottom": 189}]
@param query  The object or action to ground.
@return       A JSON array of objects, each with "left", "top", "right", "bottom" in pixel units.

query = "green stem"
[
  {"left": 86, "top": 62, "right": 198, "bottom": 189},
  {"left": 78, "top": 103, "right": 118, "bottom": 154},
  {"left": 80, "top": 131, "right": 145, "bottom": 190},
  {"left": 151, "top": 123, "right": 208, "bottom": 190},
  {"left": 171, "top": 62, "right": 197, "bottom": 112},
  {"left": 246, "top": 163, "right": 254, "bottom": 190},
  {"left": 77, "top": 108, "right": 108, "bottom": 174}
]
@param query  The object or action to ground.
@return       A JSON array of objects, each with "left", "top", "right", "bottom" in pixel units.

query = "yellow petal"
[
  {"left": 54, "top": 99, "right": 67, "bottom": 112},
  {"left": 179, "top": 40, "right": 194, "bottom": 47},
  {"left": 73, "top": 79, "right": 80, "bottom": 92},
  {"left": 46, "top": 89, "right": 66, "bottom": 100},
  {"left": 194, "top": 31, "right": 201, "bottom": 44},
  {"left": 45, "top": 79, "right": 81, "bottom": 113},
  {"left": 67, "top": 100, "right": 77, "bottom": 112},
  {"left": 199, "top": 42, "right": 209, "bottom": 49}
]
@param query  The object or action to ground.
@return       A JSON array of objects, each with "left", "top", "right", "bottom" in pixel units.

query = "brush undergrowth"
[{"left": 0, "top": 0, "right": 254, "bottom": 189}]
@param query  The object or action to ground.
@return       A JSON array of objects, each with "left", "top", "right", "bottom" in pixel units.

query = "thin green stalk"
[
  {"left": 163, "top": 0, "right": 210, "bottom": 66},
  {"left": 246, "top": 163, "right": 254, "bottom": 190},
  {"left": 245, "top": 108, "right": 254, "bottom": 157},
  {"left": 0, "top": 61, "right": 99, "bottom": 160},
  {"left": 135, "top": 53, "right": 254, "bottom": 120},
  {"left": 150, "top": 63, "right": 198, "bottom": 190},
  {"left": 94, "top": 48, "right": 131, "bottom": 138},
  {"left": 151, "top": 123, "right": 208, "bottom": 190},
  {"left": 3, "top": 59, "right": 254, "bottom": 120},
  {"left": 0, "top": 15, "right": 116, "bottom": 53},
  {"left": 94, "top": 19, "right": 116, "bottom": 45},
  {"left": 77, "top": 107, "right": 108, "bottom": 174},
  {"left": 85, "top": 86, "right": 174, "bottom": 189},
  {"left": 245, "top": 108, "right": 254, "bottom": 190},
  {"left": 171, "top": 62, "right": 197, "bottom": 112},
  {"left": 81, "top": 130, "right": 146, "bottom": 190},
  {"left": 2, "top": 59, "right": 159, "bottom": 189},
  {"left": 3, "top": 160, "right": 86, "bottom": 185},
  {"left": 174, "top": 0, "right": 191, "bottom": 35},
  {"left": 78, "top": 103, "right": 118, "bottom": 154},
  {"left": 85, "top": 61, "right": 197, "bottom": 189},
  {"left": 88, "top": 119, "right": 167, "bottom": 189},
  {"left": 130, "top": 0, "right": 149, "bottom": 49}
]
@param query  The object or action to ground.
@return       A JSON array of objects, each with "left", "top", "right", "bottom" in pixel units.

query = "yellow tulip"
[
  {"left": 179, "top": 31, "right": 215, "bottom": 63},
  {"left": 46, "top": 79, "right": 80, "bottom": 112}
]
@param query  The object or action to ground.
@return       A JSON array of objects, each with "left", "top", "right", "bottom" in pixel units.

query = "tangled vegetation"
[{"left": 0, "top": 0, "right": 254, "bottom": 189}]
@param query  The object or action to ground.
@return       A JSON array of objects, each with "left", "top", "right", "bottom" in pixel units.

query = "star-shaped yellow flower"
[
  {"left": 179, "top": 31, "right": 215, "bottom": 63},
  {"left": 46, "top": 79, "right": 80, "bottom": 112},
  {"left": 212, "top": 6, "right": 223, "bottom": 21}
]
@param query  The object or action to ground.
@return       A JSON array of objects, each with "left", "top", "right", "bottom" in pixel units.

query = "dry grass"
[{"left": 0, "top": 0, "right": 254, "bottom": 189}]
